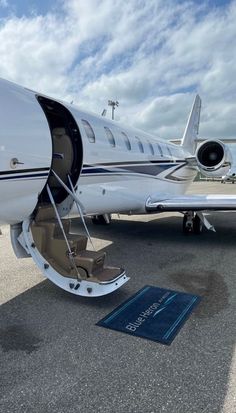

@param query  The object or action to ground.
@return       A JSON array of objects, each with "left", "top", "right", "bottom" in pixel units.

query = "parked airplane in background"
[{"left": 1, "top": 78, "right": 236, "bottom": 297}]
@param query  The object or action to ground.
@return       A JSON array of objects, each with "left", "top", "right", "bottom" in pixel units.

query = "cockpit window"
[
  {"left": 135, "top": 136, "right": 144, "bottom": 153},
  {"left": 121, "top": 131, "right": 131, "bottom": 151},
  {"left": 81, "top": 119, "right": 95, "bottom": 143},
  {"left": 104, "top": 126, "right": 116, "bottom": 147}
]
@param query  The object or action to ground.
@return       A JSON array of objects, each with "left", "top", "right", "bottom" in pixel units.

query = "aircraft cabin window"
[
  {"left": 121, "top": 131, "right": 131, "bottom": 151},
  {"left": 148, "top": 141, "right": 155, "bottom": 155},
  {"left": 135, "top": 136, "right": 144, "bottom": 153},
  {"left": 104, "top": 126, "right": 116, "bottom": 147},
  {"left": 167, "top": 146, "right": 172, "bottom": 157},
  {"left": 82, "top": 119, "right": 95, "bottom": 143},
  {"left": 157, "top": 143, "right": 163, "bottom": 156}
]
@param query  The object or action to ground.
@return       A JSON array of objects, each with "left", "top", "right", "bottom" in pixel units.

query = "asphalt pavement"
[{"left": 0, "top": 182, "right": 236, "bottom": 413}]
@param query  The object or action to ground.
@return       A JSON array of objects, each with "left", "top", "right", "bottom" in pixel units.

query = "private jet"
[{"left": 0, "top": 78, "right": 235, "bottom": 297}]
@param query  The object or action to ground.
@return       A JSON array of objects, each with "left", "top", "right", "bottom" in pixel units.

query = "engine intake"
[{"left": 196, "top": 140, "right": 232, "bottom": 177}]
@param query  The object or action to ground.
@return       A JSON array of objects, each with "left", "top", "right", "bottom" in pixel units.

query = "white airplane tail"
[{"left": 181, "top": 94, "right": 201, "bottom": 155}]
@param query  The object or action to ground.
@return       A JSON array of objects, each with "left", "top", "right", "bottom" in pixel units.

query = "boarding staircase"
[
  {"left": 31, "top": 203, "right": 122, "bottom": 283},
  {"left": 20, "top": 169, "right": 128, "bottom": 295}
]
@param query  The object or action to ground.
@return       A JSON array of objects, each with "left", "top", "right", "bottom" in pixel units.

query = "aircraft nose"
[{"left": 0, "top": 78, "right": 52, "bottom": 225}]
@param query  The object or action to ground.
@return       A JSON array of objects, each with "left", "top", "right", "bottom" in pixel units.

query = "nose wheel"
[
  {"left": 91, "top": 214, "right": 111, "bottom": 225},
  {"left": 183, "top": 212, "right": 203, "bottom": 235}
]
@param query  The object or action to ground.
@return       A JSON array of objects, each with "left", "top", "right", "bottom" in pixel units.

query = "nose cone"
[{"left": 0, "top": 78, "right": 52, "bottom": 224}]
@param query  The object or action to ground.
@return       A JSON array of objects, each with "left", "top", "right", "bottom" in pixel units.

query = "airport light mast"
[{"left": 108, "top": 100, "right": 119, "bottom": 120}]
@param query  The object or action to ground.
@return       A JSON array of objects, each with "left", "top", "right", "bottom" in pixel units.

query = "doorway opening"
[{"left": 37, "top": 96, "right": 83, "bottom": 204}]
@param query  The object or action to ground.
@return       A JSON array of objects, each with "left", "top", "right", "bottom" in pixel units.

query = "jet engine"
[{"left": 196, "top": 140, "right": 232, "bottom": 177}]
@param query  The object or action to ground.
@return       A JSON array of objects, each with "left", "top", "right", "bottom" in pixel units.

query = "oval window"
[
  {"left": 135, "top": 136, "right": 144, "bottom": 153},
  {"left": 167, "top": 145, "right": 172, "bottom": 157},
  {"left": 81, "top": 119, "right": 95, "bottom": 143},
  {"left": 157, "top": 143, "right": 163, "bottom": 157},
  {"left": 148, "top": 141, "right": 154, "bottom": 155},
  {"left": 104, "top": 126, "right": 116, "bottom": 147},
  {"left": 121, "top": 131, "right": 131, "bottom": 151}
]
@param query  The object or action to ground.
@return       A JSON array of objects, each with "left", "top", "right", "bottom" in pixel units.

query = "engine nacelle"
[{"left": 196, "top": 140, "right": 232, "bottom": 177}]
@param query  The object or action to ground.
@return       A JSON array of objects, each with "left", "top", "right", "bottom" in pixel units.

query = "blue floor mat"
[{"left": 97, "top": 285, "right": 201, "bottom": 345}]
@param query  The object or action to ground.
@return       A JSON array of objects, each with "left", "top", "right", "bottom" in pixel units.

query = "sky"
[{"left": 0, "top": 0, "right": 235, "bottom": 142}]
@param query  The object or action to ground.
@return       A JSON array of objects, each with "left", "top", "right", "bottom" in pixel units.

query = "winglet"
[{"left": 181, "top": 94, "right": 201, "bottom": 155}]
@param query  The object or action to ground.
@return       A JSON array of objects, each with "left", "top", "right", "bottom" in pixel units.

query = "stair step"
[
  {"left": 31, "top": 204, "right": 122, "bottom": 284},
  {"left": 74, "top": 250, "right": 106, "bottom": 274},
  {"left": 92, "top": 266, "right": 124, "bottom": 282}
]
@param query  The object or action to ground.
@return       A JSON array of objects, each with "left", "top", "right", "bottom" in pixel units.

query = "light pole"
[{"left": 108, "top": 100, "right": 119, "bottom": 120}]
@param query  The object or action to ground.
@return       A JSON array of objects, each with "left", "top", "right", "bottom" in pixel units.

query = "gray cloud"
[{"left": 0, "top": 0, "right": 235, "bottom": 140}]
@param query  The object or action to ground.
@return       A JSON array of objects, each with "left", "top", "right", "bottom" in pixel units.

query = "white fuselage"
[
  {"left": 0, "top": 78, "right": 196, "bottom": 225},
  {"left": 69, "top": 107, "right": 195, "bottom": 216}
]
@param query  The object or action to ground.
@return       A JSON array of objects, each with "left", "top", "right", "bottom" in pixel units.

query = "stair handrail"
[
  {"left": 46, "top": 184, "right": 81, "bottom": 281},
  {"left": 67, "top": 174, "right": 95, "bottom": 251},
  {"left": 51, "top": 170, "right": 95, "bottom": 251}
]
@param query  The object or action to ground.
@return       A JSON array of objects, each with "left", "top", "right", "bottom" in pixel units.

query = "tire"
[
  {"left": 91, "top": 215, "right": 111, "bottom": 225},
  {"left": 193, "top": 215, "right": 203, "bottom": 234},
  {"left": 183, "top": 215, "right": 191, "bottom": 234}
]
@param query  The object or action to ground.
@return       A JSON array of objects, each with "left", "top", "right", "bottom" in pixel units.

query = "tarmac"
[{"left": 0, "top": 181, "right": 236, "bottom": 413}]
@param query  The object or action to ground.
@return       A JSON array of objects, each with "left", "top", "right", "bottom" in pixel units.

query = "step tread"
[{"left": 92, "top": 266, "right": 123, "bottom": 282}]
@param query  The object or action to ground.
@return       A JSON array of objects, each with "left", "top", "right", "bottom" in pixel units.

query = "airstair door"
[{"left": 20, "top": 206, "right": 129, "bottom": 297}]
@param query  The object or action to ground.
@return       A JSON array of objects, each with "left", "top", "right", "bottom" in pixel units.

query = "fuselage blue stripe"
[
  {"left": 81, "top": 163, "right": 178, "bottom": 176},
  {"left": 0, "top": 173, "right": 49, "bottom": 181},
  {"left": 0, "top": 160, "right": 189, "bottom": 182}
]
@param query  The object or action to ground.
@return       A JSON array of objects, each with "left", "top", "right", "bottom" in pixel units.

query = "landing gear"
[
  {"left": 193, "top": 214, "right": 203, "bottom": 234},
  {"left": 91, "top": 214, "right": 111, "bottom": 225},
  {"left": 183, "top": 212, "right": 203, "bottom": 235}
]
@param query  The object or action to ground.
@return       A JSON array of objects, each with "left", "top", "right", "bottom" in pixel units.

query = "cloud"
[
  {"left": 0, "top": 0, "right": 235, "bottom": 140},
  {"left": 0, "top": 0, "right": 8, "bottom": 8}
]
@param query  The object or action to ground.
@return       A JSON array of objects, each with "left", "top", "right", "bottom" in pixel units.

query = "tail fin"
[{"left": 181, "top": 94, "right": 201, "bottom": 155}]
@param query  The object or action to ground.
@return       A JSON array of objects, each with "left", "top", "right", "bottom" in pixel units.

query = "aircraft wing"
[{"left": 146, "top": 194, "right": 236, "bottom": 212}]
